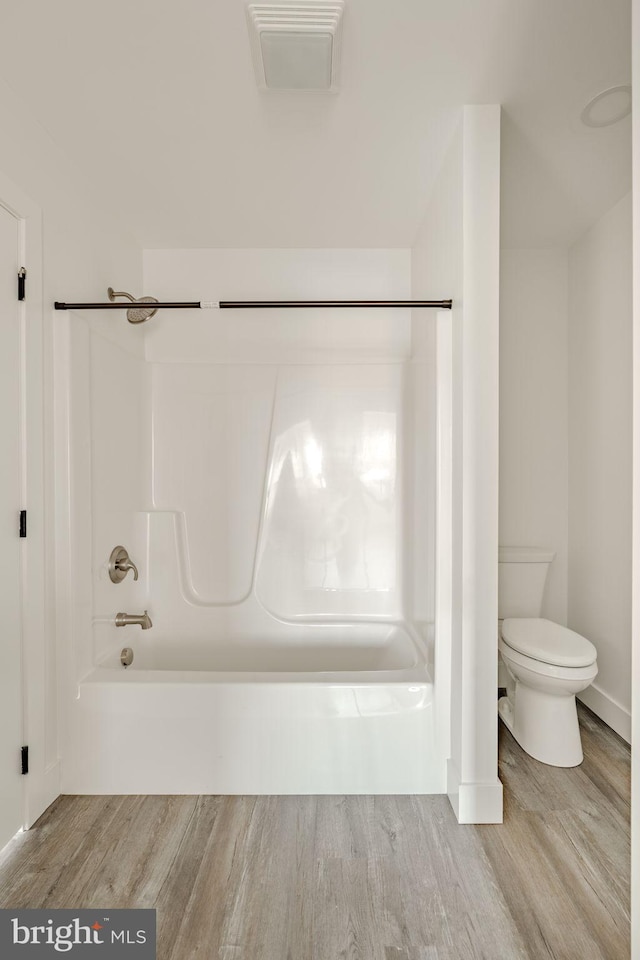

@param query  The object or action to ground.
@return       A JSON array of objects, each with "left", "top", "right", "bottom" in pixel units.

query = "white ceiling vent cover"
[{"left": 246, "top": 1, "right": 345, "bottom": 92}]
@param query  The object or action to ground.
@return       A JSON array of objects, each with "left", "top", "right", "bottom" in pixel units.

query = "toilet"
[{"left": 497, "top": 547, "right": 598, "bottom": 767}]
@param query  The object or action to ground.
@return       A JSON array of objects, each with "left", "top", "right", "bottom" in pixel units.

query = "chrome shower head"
[{"left": 107, "top": 287, "right": 159, "bottom": 323}]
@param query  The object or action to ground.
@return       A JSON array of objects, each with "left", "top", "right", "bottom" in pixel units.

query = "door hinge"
[
  {"left": 18, "top": 267, "right": 26, "bottom": 302},
  {"left": 21, "top": 746, "right": 28, "bottom": 776},
  {"left": 19, "top": 510, "right": 27, "bottom": 538}
]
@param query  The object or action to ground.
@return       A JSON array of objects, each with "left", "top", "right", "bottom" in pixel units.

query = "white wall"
[
  {"left": 0, "top": 76, "right": 142, "bottom": 817},
  {"left": 143, "top": 249, "right": 411, "bottom": 364},
  {"left": 499, "top": 249, "right": 569, "bottom": 624},
  {"left": 413, "top": 107, "right": 503, "bottom": 824},
  {"left": 568, "top": 192, "right": 632, "bottom": 740},
  {"left": 0, "top": 78, "right": 140, "bottom": 306}
]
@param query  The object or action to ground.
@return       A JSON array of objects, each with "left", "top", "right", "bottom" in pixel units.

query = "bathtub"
[{"left": 64, "top": 623, "right": 445, "bottom": 795}]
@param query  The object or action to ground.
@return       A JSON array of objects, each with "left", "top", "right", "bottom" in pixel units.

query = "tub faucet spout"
[{"left": 115, "top": 610, "right": 152, "bottom": 630}]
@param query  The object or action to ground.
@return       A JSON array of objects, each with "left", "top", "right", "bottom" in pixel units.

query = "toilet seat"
[
  {"left": 498, "top": 637, "right": 598, "bottom": 683},
  {"left": 501, "top": 618, "right": 597, "bottom": 668}
]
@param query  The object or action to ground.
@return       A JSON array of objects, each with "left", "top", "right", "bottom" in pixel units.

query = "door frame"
[{"left": 0, "top": 170, "right": 57, "bottom": 832}]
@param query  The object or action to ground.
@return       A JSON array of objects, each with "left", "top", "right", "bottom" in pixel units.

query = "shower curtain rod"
[{"left": 53, "top": 299, "right": 453, "bottom": 310}]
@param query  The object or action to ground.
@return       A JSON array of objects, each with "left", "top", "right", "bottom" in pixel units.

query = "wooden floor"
[{"left": 0, "top": 704, "right": 629, "bottom": 959}]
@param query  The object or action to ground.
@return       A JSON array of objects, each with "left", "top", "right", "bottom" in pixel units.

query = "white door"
[{"left": 0, "top": 203, "right": 23, "bottom": 850}]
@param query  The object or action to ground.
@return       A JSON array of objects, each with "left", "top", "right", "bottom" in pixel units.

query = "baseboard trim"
[
  {"left": 447, "top": 758, "right": 503, "bottom": 824},
  {"left": 25, "top": 761, "right": 61, "bottom": 829},
  {"left": 578, "top": 684, "right": 631, "bottom": 744}
]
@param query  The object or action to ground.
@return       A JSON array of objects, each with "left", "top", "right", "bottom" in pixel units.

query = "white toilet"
[{"left": 497, "top": 547, "right": 598, "bottom": 767}]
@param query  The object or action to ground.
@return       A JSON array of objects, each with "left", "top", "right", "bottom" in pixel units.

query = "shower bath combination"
[{"left": 61, "top": 281, "right": 453, "bottom": 796}]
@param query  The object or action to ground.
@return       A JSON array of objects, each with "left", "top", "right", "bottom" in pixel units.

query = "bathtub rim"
[{"left": 79, "top": 662, "right": 432, "bottom": 686}]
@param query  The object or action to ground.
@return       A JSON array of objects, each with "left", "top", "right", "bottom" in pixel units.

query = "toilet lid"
[{"left": 501, "top": 618, "right": 597, "bottom": 668}]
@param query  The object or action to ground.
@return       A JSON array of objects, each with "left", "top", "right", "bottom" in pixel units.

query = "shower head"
[{"left": 107, "top": 287, "right": 159, "bottom": 323}]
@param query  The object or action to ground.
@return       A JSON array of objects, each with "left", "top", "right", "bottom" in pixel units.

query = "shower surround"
[{"left": 61, "top": 249, "right": 450, "bottom": 794}]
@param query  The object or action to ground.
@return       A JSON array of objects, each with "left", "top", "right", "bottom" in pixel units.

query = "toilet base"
[{"left": 498, "top": 686, "right": 584, "bottom": 767}]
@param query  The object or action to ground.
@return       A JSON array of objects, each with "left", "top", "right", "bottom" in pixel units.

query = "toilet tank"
[{"left": 498, "top": 546, "right": 555, "bottom": 619}]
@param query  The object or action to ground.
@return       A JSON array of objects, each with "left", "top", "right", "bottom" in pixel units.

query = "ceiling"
[{"left": 0, "top": 0, "right": 631, "bottom": 248}]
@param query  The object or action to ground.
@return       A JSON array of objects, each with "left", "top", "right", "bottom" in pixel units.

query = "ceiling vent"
[{"left": 245, "top": 1, "right": 345, "bottom": 92}]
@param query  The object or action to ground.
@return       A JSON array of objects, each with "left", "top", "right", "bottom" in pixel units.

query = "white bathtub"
[{"left": 64, "top": 623, "right": 445, "bottom": 795}]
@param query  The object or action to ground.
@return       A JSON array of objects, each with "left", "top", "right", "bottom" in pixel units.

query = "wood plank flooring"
[{"left": 0, "top": 704, "right": 629, "bottom": 959}]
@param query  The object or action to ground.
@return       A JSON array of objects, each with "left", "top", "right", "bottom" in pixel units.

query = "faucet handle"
[
  {"left": 119, "top": 558, "right": 139, "bottom": 581},
  {"left": 109, "top": 546, "right": 139, "bottom": 583}
]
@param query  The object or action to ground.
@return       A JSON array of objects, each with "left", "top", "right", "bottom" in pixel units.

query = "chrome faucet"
[{"left": 115, "top": 610, "right": 152, "bottom": 630}]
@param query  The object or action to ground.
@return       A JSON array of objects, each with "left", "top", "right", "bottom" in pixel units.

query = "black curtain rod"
[
  {"left": 54, "top": 301, "right": 201, "bottom": 310},
  {"left": 219, "top": 300, "right": 452, "bottom": 309},
  {"left": 54, "top": 299, "right": 452, "bottom": 311}
]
